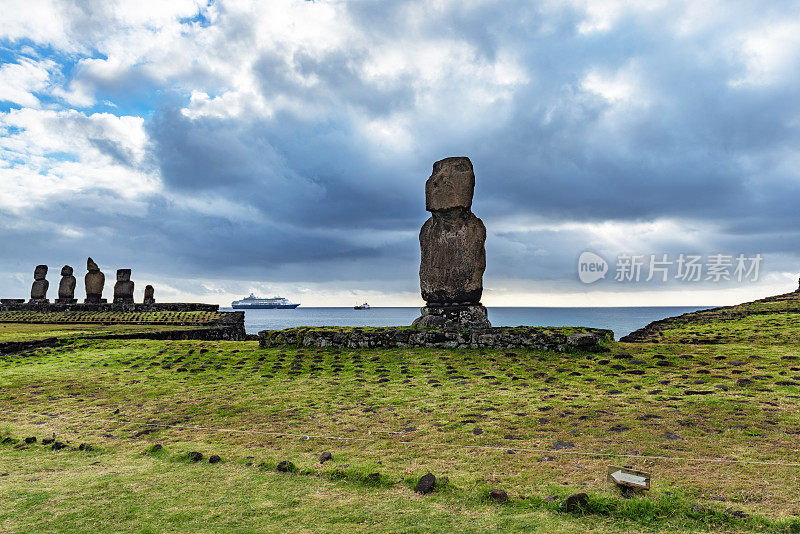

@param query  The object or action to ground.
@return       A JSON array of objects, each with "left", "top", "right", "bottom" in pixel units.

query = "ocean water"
[{"left": 224, "top": 306, "right": 713, "bottom": 339}]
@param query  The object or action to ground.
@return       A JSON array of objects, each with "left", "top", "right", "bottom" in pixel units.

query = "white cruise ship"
[{"left": 231, "top": 294, "right": 300, "bottom": 309}]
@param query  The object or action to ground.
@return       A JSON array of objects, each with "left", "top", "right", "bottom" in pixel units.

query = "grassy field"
[
  {"left": 1, "top": 311, "right": 800, "bottom": 532},
  {"left": 0, "top": 322, "right": 209, "bottom": 342}
]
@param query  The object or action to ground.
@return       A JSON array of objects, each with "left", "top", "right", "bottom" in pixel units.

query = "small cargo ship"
[
  {"left": 354, "top": 302, "right": 370, "bottom": 310},
  {"left": 232, "top": 294, "right": 300, "bottom": 309}
]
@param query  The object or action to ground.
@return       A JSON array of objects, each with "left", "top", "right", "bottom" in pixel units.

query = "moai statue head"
[
  {"left": 30, "top": 265, "right": 49, "bottom": 302},
  {"left": 113, "top": 268, "right": 134, "bottom": 304},
  {"left": 143, "top": 284, "right": 155, "bottom": 304},
  {"left": 57, "top": 265, "right": 77, "bottom": 303},
  {"left": 84, "top": 257, "right": 106, "bottom": 303},
  {"left": 425, "top": 157, "right": 475, "bottom": 214}
]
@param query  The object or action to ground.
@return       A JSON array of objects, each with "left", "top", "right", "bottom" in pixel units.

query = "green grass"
[
  {"left": 0, "top": 322, "right": 208, "bottom": 342},
  {"left": 622, "top": 291, "right": 800, "bottom": 343},
  {"left": 1, "top": 304, "right": 800, "bottom": 532}
]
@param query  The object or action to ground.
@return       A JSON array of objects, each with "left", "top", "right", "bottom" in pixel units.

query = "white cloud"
[
  {"left": 0, "top": 108, "right": 159, "bottom": 212},
  {"left": 731, "top": 21, "right": 800, "bottom": 87},
  {"left": 0, "top": 58, "right": 57, "bottom": 108}
]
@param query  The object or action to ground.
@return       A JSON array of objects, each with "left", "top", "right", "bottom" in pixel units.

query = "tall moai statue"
[
  {"left": 56, "top": 265, "right": 77, "bottom": 304},
  {"left": 113, "top": 269, "right": 134, "bottom": 304},
  {"left": 412, "top": 157, "right": 491, "bottom": 329},
  {"left": 84, "top": 257, "right": 107, "bottom": 303},
  {"left": 143, "top": 284, "right": 155, "bottom": 305},
  {"left": 29, "top": 265, "right": 49, "bottom": 303}
]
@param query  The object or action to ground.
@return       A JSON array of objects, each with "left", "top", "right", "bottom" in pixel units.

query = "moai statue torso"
[
  {"left": 113, "top": 269, "right": 134, "bottom": 304},
  {"left": 84, "top": 257, "right": 106, "bottom": 303},
  {"left": 29, "top": 265, "right": 49, "bottom": 303},
  {"left": 56, "top": 265, "right": 77, "bottom": 303},
  {"left": 413, "top": 157, "right": 490, "bottom": 329},
  {"left": 143, "top": 284, "right": 155, "bottom": 305}
]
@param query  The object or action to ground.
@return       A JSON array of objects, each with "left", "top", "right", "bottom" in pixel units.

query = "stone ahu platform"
[
  {"left": 0, "top": 302, "right": 245, "bottom": 342},
  {"left": 258, "top": 326, "right": 613, "bottom": 352}
]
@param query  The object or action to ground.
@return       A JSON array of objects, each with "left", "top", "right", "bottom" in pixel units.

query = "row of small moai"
[{"left": 28, "top": 257, "right": 155, "bottom": 305}]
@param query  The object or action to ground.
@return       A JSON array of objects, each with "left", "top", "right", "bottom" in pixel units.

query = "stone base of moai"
[
  {"left": 55, "top": 298, "right": 78, "bottom": 304},
  {"left": 113, "top": 297, "right": 134, "bottom": 304},
  {"left": 28, "top": 298, "right": 49, "bottom": 304},
  {"left": 143, "top": 297, "right": 155, "bottom": 305},
  {"left": 412, "top": 304, "right": 491, "bottom": 330},
  {"left": 84, "top": 297, "right": 108, "bottom": 304},
  {"left": 1, "top": 299, "right": 25, "bottom": 304}
]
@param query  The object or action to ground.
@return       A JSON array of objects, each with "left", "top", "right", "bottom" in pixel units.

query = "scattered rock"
[
  {"left": 188, "top": 451, "right": 203, "bottom": 462},
  {"left": 51, "top": 441, "right": 67, "bottom": 451},
  {"left": 42, "top": 438, "right": 54, "bottom": 445},
  {"left": 553, "top": 440, "right": 574, "bottom": 450},
  {"left": 209, "top": 455, "right": 221, "bottom": 464},
  {"left": 725, "top": 509, "right": 750, "bottom": 519},
  {"left": 660, "top": 431, "right": 683, "bottom": 440},
  {"left": 78, "top": 443, "right": 93, "bottom": 452},
  {"left": 564, "top": 492, "right": 589, "bottom": 512},
  {"left": 24, "top": 437, "right": 36, "bottom": 444},
  {"left": 488, "top": 488, "right": 509, "bottom": 503},
  {"left": 277, "top": 460, "right": 296, "bottom": 472},
  {"left": 415, "top": 472, "right": 436, "bottom": 494},
  {"left": 319, "top": 451, "right": 333, "bottom": 464},
  {"left": 472, "top": 427, "right": 484, "bottom": 436},
  {"left": 151, "top": 444, "right": 163, "bottom": 452},
  {"left": 737, "top": 379, "right": 753, "bottom": 387}
]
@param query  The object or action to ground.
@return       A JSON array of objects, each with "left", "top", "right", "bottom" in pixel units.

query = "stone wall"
[
  {"left": 259, "top": 326, "right": 613, "bottom": 352},
  {"left": 0, "top": 302, "right": 220, "bottom": 312}
]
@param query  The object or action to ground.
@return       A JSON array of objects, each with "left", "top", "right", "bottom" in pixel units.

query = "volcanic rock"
[
  {"left": 84, "top": 258, "right": 106, "bottom": 303},
  {"left": 113, "top": 269, "right": 134, "bottom": 304},
  {"left": 488, "top": 488, "right": 509, "bottom": 503},
  {"left": 29, "top": 265, "right": 49, "bottom": 302},
  {"left": 414, "top": 472, "right": 436, "bottom": 494},
  {"left": 56, "top": 265, "right": 77, "bottom": 303},
  {"left": 143, "top": 284, "right": 155, "bottom": 304},
  {"left": 564, "top": 492, "right": 589, "bottom": 512},
  {"left": 413, "top": 157, "right": 490, "bottom": 329},
  {"left": 277, "top": 460, "right": 296, "bottom": 472}
]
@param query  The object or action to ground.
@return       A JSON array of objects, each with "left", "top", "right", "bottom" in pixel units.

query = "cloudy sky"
[{"left": 1, "top": 0, "right": 799, "bottom": 307}]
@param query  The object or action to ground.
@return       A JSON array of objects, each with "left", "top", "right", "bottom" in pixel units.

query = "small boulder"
[
  {"left": 78, "top": 443, "right": 94, "bottom": 452},
  {"left": 725, "top": 509, "right": 750, "bottom": 519},
  {"left": 209, "top": 455, "right": 221, "bottom": 464},
  {"left": 319, "top": 451, "right": 333, "bottom": 464},
  {"left": 564, "top": 492, "right": 589, "bottom": 513},
  {"left": 24, "top": 437, "right": 37, "bottom": 444},
  {"left": 188, "top": 451, "right": 203, "bottom": 462},
  {"left": 42, "top": 438, "right": 54, "bottom": 445},
  {"left": 277, "top": 460, "right": 296, "bottom": 472},
  {"left": 553, "top": 440, "right": 574, "bottom": 450},
  {"left": 488, "top": 488, "right": 509, "bottom": 503},
  {"left": 414, "top": 472, "right": 436, "bottom": 494},
  {"left": 51, "top": 441, "right": 67, "bottom": 451}
]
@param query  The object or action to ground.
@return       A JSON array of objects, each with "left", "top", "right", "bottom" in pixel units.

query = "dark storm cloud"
[{"left": 3, "top": 0, "right": 800, "bottom": 300}]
